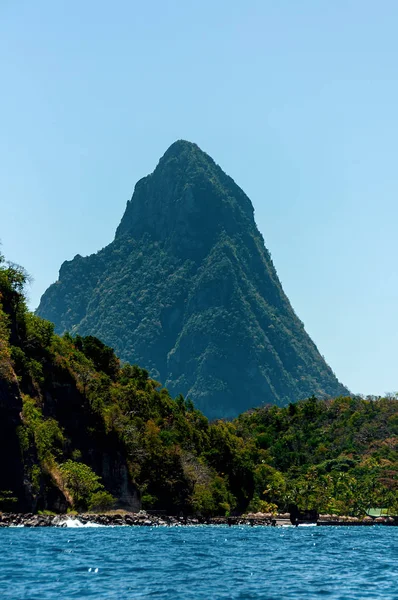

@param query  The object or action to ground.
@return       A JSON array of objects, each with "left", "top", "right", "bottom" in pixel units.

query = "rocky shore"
[
  {"left": 0, "top": 511, "right": 396, "bottom": 528},
  {"left": 0, "top": 511, "right": 278, "bottom": 528}
]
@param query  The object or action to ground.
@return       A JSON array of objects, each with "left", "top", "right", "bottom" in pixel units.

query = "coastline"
[
  {"left": 1, "top": 511, "right": 397, "bottom": 528},
  {"left": 0, "top": 511, "right": 276, "bottom": 528}
]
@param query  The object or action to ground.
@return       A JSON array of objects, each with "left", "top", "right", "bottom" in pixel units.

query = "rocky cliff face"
[
  {"left": 38, "top": 141, "right": 348, "bottom": 418},
  {"left": 0, "top": 364, "right": 141, "bottom": 513},
  {"left": 0, "top": 376, "right": 27, "bottom": 509},
  {"left": 0, "top": 344, "right": 140, "bottom": 513}
]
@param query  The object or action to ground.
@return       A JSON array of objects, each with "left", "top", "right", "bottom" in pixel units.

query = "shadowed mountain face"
[{"left": 37, "top": 141, "right": 348, "bottom": 418}]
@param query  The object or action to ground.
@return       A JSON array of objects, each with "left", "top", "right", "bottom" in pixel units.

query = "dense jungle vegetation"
[{"left": 0, "top": 253, "right": 397, "bottom": 516}]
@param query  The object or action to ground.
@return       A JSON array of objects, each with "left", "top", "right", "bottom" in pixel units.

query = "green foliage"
[
  {"left": 74, "top": 335, "right": 119, "bottom": 380},
  {"left": 60, "top": 460, "right": 105, "bottom": 510},
  {"left": 10, "top": 345, "right": 28, "bottom": 373},
  {"left": 25, "top": 313, "right": 54, "bottom": 349},
  {"left": 191, "top": 484, "right": 216, "bottom": 516},
  {"left": 0, "top": 490, "right": 17, "bottom": 511},
  {"left": 0, "top": 322, "right": 13, "bottom": 380},
  {"left": 141, "top": 493, "right": 158, "bottom": 509},
  {"left": 1, "top": 250, "right": 397, "bottom": 517},
  {"left": 21, "top": 396, "right": 64, "bottom": 463},
  {"left": 71, "top": 449, "right": 82, "bottom": 462},
  {"left": 0, "top": 256, "right": 29, "bottom": 346},
  {"left": 247, "top": 497, "right": 278, "bottom": 514},
  {"left": 236, "top": 395, "right": 398, "bottom": 516},
  {"left": 30, "top": 465, "right": 41, "bottom": 495},
  {"left": 88, "top": 490, "right": 115, "bottom": 512}
]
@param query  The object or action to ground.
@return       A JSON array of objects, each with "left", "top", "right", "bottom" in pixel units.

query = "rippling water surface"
[{"left": 1, "top": 525, "right": 397, "bottom": 599}]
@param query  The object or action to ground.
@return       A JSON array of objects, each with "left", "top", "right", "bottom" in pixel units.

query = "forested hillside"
[
  {"left": 1, "top": 254, "right": 397, "bottom": 516},
  {"left": 0, "top": 253, "right": 254, "bottom": 515},
  {"left": 235, "top": 395, "right": 398, "bottom": 515}
]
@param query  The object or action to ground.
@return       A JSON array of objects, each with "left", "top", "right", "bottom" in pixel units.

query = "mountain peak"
[
  {"left": 162, "top": 139, "right": 201, "bottom": 157},
  {"left": 153, "top": 139, "right": 216, "bottom": 180},
  {"left": 115, "top": 141, "right": 254, "bottom": 249},
  {"left": 37, "top": 143, "right": 348, "bottom": 418}
]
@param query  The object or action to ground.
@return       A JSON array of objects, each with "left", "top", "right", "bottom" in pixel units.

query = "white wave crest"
[{"left": 61, "top": 517, "right": 101, "bottom": 528}]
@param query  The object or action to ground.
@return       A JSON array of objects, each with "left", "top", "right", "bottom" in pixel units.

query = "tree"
[
  {"left": 75, "top": 335, "right": 119, "bottom": 380},
  {"left": 0, "top": 256, "right": 29, "bottom": 344},
  {"left": 60, "top": 460, "right": 105, "bottom": 510}
]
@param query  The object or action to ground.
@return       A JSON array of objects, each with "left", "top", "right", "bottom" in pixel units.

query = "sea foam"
[{"left": 61, "top": 517, "right": 101, "bottom": 528}]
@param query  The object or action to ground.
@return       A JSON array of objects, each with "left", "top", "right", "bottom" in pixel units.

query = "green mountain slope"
[
  {"left": 0, "top": 254, "right": 397, "bottom": 516},
  {"left": 37, "top": 140, "right": 348, "bottom": 418}
]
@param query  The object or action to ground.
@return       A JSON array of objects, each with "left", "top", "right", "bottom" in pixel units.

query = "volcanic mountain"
[{"left": 37, "top": 141, "right": 348, "bottom": 418}]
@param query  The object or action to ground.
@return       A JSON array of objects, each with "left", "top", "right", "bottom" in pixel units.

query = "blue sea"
[{"left": 1, "top": 525, "right": 397, "bottom": 599}]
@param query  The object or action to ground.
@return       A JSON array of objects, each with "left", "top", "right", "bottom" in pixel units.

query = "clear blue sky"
[{"left": 1, "top": 0, "right": 397, "bottom": 396}]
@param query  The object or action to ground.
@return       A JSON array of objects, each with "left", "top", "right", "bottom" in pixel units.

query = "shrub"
[
  {"left": 88, "top": 490, "right": 115, "bottom": 512},
  {"left": 25, "top": 313, "right": 54, "bottom": 349}
]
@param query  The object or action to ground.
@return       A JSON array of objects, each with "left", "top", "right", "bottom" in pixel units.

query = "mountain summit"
[
  {"left": 37, "top": 141, "right": 348, "bottom": 418},
  {"left": 116, "top": 140, "right": 255, "bottom": 257}
]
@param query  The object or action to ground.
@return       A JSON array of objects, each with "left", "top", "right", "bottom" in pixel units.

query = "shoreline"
[
  {"left": 1, "top": 511, "right": 397, "bottom": 528},
  {"left": 0, "top": 512, "right": 276, "bottom": 528}
]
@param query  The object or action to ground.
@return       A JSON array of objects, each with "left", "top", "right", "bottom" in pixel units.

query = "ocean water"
[{"left": 1, "top": 525, "right": 397, "bottom": 599}]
